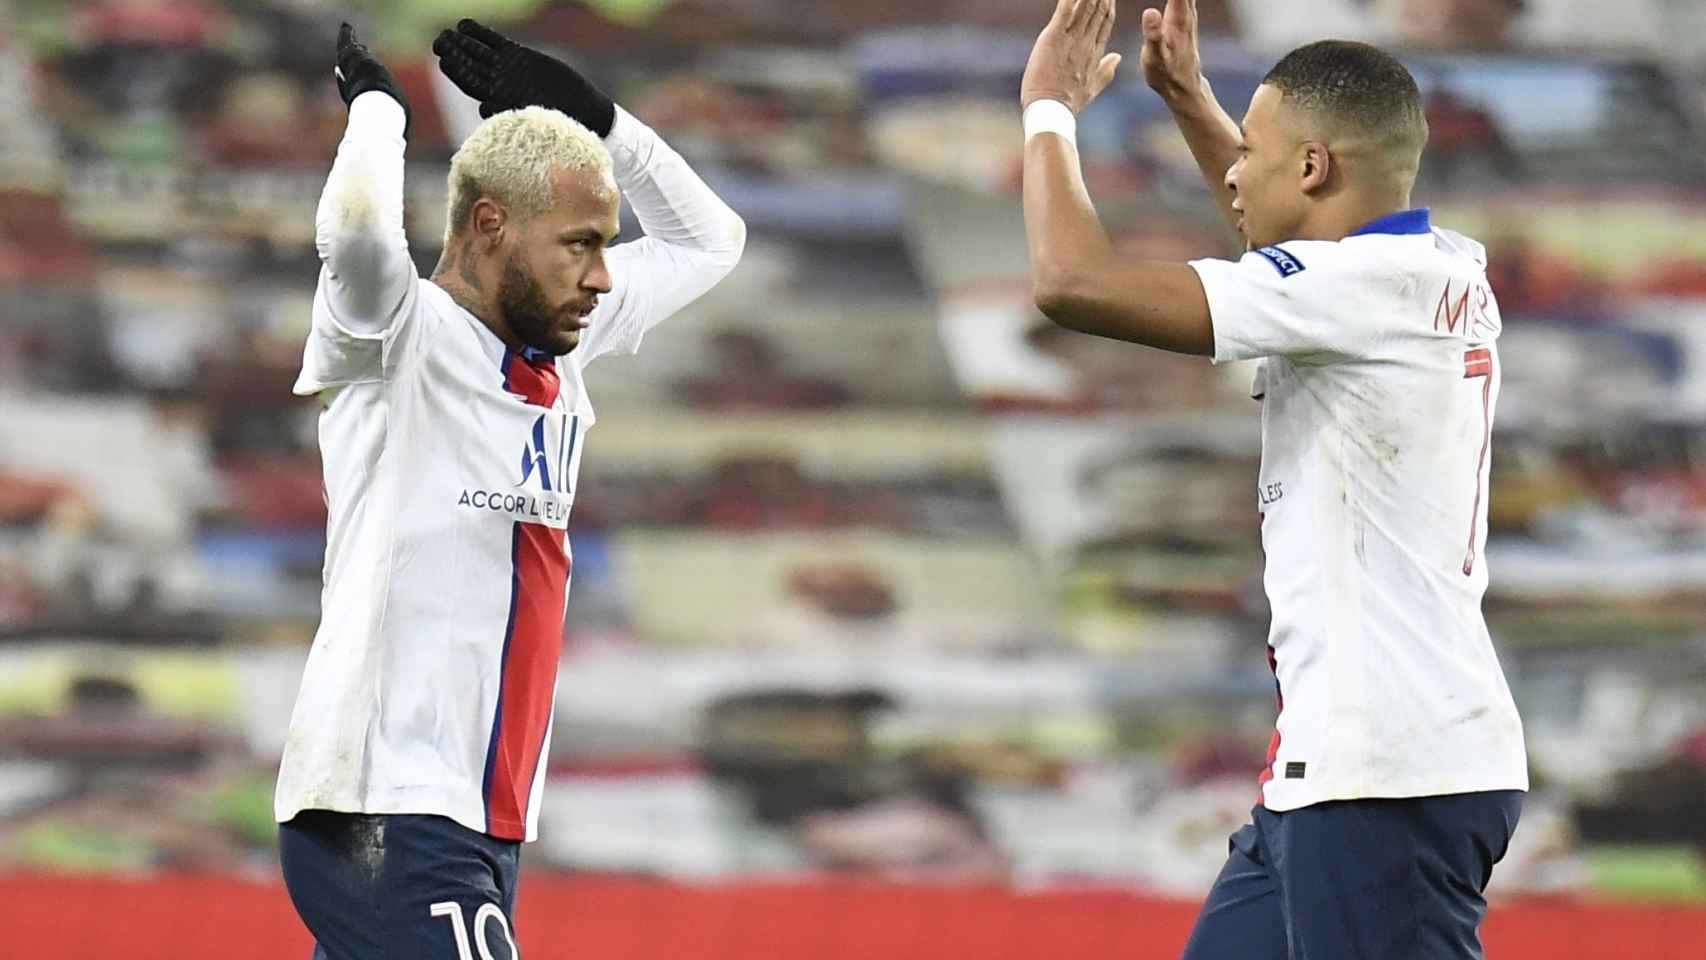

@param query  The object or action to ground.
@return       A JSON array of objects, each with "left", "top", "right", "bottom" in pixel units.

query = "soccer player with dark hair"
[
  {"left": 1021, "top": 1, "right": 1525, "bottom": 957},
  {"left": 275, "top": 22, "right": 743, "bottom": 959}
]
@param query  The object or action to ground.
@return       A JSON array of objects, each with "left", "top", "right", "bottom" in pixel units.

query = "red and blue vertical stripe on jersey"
[
  {"left": 1257, "top": 645, "right": 1283, "bottom": 798},
  {"left": 482, "top": 349, "right": 574, "bottom": 840}
]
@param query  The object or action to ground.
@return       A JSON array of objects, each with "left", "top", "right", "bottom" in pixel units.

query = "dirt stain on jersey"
[{"left": 1451, "top": 706, "right": 1491, "bottom": 727}]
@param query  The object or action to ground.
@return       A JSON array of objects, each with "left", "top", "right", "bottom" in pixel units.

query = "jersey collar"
[
  {"left": 1347, "top": 208, "right": 1431, "bottom": 237},
  {"left": 517, "top": 345, "right": 555, "bottom": 365}
]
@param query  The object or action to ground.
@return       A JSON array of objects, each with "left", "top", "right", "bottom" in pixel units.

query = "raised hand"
[
  {"left": 334, "top": 22, "right": 411, "bottom": 132},
  {"left": 1140, "top": 0, "right": 1205, "bottom": 103},
  {"left": 1021, "top": 0, "right": 1122, "bottom": 113},
  {"left": 433, "top": 18, "right": 615, "bottom": 136}
]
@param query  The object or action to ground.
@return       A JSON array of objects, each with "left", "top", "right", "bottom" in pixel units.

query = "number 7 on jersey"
[{"left": 1462, "top": 347, "right": 1494, "bottom": 576}]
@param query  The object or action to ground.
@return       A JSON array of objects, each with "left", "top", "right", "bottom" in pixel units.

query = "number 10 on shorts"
[{"left": 431, "top": 901, "right": 519, "bottom": 960}]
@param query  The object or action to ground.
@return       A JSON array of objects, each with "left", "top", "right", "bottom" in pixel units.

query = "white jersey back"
[{"left": 1190, "top": 209, "right": 1528, "bottom": 810}]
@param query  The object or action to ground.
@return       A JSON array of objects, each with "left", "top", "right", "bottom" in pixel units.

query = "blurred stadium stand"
[{"left": 3, "top": 0, "right": 1706, "bottom": 956}]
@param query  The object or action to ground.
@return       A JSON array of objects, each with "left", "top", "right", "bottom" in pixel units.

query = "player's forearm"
[
  {"left": 1163, "top": 79, "right": 1243, "bottom": 231},
  {"left": 605, "top": 106, "right": 746, "bottom": 269},
  {"left": 1025, "top": 134, "right": 1214, "bottom": 355},
  {"left": 1025, "top": 134, "right": 1117, "bottom": 325},
  {"left": 315, "top": 92, "right": 414, "bottom": 330}
]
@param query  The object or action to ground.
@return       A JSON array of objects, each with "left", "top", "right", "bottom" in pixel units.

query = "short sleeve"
[{"left": 1190, "top": 243, "right": 1374, "bottom": 365}]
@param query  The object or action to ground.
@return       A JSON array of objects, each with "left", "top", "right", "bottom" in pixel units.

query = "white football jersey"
[
  {"left": 275, "top": 94, "right": 744, "bottom": 841},
  {"left": 1189, "top": 209, "right": 1527, "bottom": 811}
]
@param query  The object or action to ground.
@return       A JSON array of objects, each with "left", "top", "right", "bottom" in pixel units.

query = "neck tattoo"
[
  {"left": 433, "top": 245, "right": 489, "bottom": 321},
  {"left": 457, "top": 245, "right": 483, "bottom": 294},
  {"left": 446, "top": 286, "right": 485, "bottom": 321}
]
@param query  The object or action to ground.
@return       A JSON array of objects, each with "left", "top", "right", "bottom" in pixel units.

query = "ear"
[
  {"left": 470, "top": 197, "right": 509, "bottom": 250},
  {"left": 1299, "top": 142, "right": 1332, "bottom": 196}
]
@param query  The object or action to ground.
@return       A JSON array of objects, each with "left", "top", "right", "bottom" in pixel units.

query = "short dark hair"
[{"left": 1262, "top": 40, "right": 1428, "bottom": 175}]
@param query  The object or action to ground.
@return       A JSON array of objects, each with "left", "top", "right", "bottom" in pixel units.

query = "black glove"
[
  {"left": 433, "top": 18, "right": 615, "bottom": 136},
  {"left": 335, "top": 22, "right": 411, "bottom": 135}
]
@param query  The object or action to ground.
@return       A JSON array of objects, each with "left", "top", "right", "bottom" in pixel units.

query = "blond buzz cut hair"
[{"left": 444, "top": 106, "right": 615, "bottom": 243}]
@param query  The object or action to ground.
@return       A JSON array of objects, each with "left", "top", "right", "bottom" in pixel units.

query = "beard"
[{"left": 498, "top": 253, "right": 576, "bottom": 356}]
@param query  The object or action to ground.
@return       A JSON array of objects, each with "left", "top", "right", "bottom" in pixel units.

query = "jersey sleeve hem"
[{"left": 1188, "top": 256, "right": 1256, "bottom": 366}]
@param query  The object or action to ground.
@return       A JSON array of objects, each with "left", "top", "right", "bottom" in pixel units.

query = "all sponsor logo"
[
  {"left": 517, "top": 414, "right": 555, "bottom": 492},
  {"left": 457, "top": 413, "right": 579, "bottom": 524}
]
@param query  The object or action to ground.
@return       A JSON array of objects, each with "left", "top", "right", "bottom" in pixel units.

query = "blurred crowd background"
[{"left": 3, "top": 0, "right": 1706, "bottom": 910}]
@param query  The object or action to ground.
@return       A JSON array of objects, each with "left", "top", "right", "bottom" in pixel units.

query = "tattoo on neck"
[
  {"left": 446, "top": 286, "right": 485, "bottom": 319},
  {"left": 458, "top": 246, "right": 483, "bottom": 293},
  {"left": 430, "top": 243, "right": 490, "bottom": 321}
]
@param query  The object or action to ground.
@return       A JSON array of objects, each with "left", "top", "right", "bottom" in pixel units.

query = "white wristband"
[{"left": 1023, "top": 99, "right": 1077, "bottom": 146}]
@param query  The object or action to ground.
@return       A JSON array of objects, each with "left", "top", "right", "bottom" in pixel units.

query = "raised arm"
[
  {"left": 602, "top": 104, "right": 746, "bottom": 313},
  {"left": 1020, "top": 0, "right": 1212, "bottom": 355},
  {"left": 433, "top": 19, "right": 744, "bottom": 268},
  {"left": 433, "top": 20, "right": 744, "bottom": 354},
  {"left": 317, "top": 24, "right": 416, "bottom": 334},
  {"left": 1140, "top": 0, "right": 1244, "bottom": 232}
]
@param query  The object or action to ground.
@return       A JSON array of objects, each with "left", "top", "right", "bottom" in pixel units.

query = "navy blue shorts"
[
  {"left": 279, "top": 811, "right": 522, "bottom": 960},
  {"left": 1181, "top": 791, "right": 1522, "bottom": 960}
]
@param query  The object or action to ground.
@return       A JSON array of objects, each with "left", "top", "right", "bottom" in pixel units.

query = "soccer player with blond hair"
[
  {"left": 1021, "top": 1, "right": 1526, "bottom": 957},
  {"left": 275, "top": 22, "right": 744, "bottom": 959}
]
